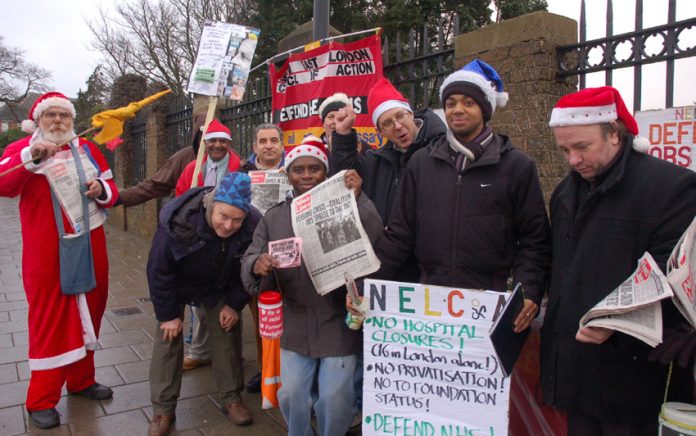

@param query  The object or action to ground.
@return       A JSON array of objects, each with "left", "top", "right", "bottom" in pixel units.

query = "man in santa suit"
[{"left": 0, "top": 92, "right": 119, "bottom": 429}]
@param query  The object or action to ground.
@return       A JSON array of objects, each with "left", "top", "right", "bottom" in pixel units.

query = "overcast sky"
[{"left": 1, "top": 0, "right": 694, "bottom": 110}]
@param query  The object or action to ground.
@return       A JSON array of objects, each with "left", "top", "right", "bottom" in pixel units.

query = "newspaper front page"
[
  {"left": 249, "top": 170, "right": 291, "bottom": 215},
  {"left": 290, "top": 170, "right": 380, "bottom": 295},
  {"left": 667, "top": 215, "right": 696, "bottom": 328},
  {"left": 36, "top": 146, "right": 107, "bottom": 235},
  {"left": 580, "top": 252, "right": 673, "bottom": 347}
]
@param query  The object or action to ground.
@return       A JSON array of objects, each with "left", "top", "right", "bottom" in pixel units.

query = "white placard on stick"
[{"left": 187, "top": 20, "right": 260, "bottom": 101}]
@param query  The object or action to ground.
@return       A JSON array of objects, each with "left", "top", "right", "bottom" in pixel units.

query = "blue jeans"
[{"left": 278, "top": 348, "right": 356, "bottom": 436}]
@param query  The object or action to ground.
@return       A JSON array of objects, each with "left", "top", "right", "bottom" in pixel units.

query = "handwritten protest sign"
[{"left": 363, "top": 279, "right": 510, "bottom": 436}]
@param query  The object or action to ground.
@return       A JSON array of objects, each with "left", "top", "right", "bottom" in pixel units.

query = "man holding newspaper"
[
  {"left": 542, "top": 86, "right": 696, "bottom": 434},
  {"left": 241, "top": 135, "right": 383, "bottom": 436}
]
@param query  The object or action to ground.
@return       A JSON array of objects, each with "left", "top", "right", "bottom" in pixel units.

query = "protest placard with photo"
[
  {"left": 187, "top": 20, "right": 260, "bottom": 100},
  {"left": 291, "top": 170, "right": 380, "bottom": 295},
  {"left": 362, "top": 279, "right": 511, "bottom": 436}
]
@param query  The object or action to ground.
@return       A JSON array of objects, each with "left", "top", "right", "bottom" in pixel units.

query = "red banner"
[{"left": 270, "top": 34, "right": 384, "bottom": 149}]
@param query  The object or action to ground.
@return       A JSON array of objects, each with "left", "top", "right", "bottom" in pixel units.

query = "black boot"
[
  {"left": 70, "top": 382, "right": 113, "bottom": 400},
  {"left": 29, "top": 408, "right": 60, "bottom": 429},
  {"left": 245, "top": 372, "right": 262, "bottom": 393}
]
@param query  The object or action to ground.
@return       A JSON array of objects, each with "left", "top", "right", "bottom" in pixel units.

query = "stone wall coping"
[{"left": 455, "top": 11, "right": 577, "bottom": 59}]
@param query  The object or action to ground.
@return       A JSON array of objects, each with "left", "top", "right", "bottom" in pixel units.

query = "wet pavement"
[{"left": 0, "top": 197, "right": 287, "bottom": 435}]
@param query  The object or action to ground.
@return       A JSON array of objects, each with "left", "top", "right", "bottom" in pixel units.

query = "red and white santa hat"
[
  {"left": 549, "top": 86, "right": 650, "bottom": 152},
  {"left": 284, "top": 134, "right": 329, "bottom": 171},
  {"left": 21, "top": 92, "right": 76, "bottom": 133},
  {"left": 203, "top": 119, "right": 232, "bottom": 141},
  {"left": 367, "top": 77, "right": 412, "bottom": 127}
]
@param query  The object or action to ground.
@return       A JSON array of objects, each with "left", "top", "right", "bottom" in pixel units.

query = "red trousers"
[{"left": 26, "top": 350, "right": 96, "bottom": 411}]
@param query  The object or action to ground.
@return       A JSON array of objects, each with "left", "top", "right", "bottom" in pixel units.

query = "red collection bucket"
[{"left": 258, "top": 291, "right": 283, "bottom": 339}]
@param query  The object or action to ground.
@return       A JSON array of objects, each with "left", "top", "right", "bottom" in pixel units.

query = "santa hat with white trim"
[
  {"left": 318, "top": 93, "right": 351, "bottom": 123},
  {"left": 367, "top": 77, "right": 413, "bottom": 127},
  {"left": 21, "top": 92, "right": 76, "bottom": 133},
  {"left": 203, "top": 119, "right": 232, "bottom": 141},
  {"left": 549, "top": 86, "right": 650, "bottom": 153},
  {"left": 284, "top": 134, "right": 329, "bottom": 171},
  {"left": 439, "top": 59, "right": 508, "bottom": 122}
]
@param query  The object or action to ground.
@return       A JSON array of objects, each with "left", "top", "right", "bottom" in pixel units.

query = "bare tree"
[
  {"left": 87, "top": 0, "right": 255, "bottom": 95},
  {"left": 0, "top": 36, "right": 51, "bottom": 106}
]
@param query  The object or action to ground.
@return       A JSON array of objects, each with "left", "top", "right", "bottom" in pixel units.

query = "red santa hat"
[
  {"left": 21, "top": 92, "right": 76, "bottom": 133},
  {"left": 549, "top": 86, "right": 650, "bottom": 153},
  {"left": 203, "top": 119, "right": 232, "bottom": 141},
  {"left": 367, "top": 77, "right": 413, "bottom": 127},
  {"left": 284, "top": 134, "right": 329, "bottom": 171}
]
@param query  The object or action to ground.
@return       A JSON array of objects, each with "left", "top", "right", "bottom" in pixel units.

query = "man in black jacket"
[
  {"left": 146, "top": 172, "right": 261, "bottom": 435},
  {"left": 375, "top": 59, "right": 550, "bottom": 333},
  {"left": 542, "top": 86, "right": 696, "bottom": 434}
]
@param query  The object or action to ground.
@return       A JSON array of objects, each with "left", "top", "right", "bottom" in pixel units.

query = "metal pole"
[
  {"left": 313, "top": 0, "right": 329, "bottom": 41},
  {"left": 633, "top": 0, "right": 643, "bottom": 112},
  {"left": 666, "top": 0, "right": 676, "bottom": 108},
  {"left": 605, "top": 0, "right": 613, "bottom": 86},
  {"left": 580, "top": 0, "right": 586, "bottom": 90}
]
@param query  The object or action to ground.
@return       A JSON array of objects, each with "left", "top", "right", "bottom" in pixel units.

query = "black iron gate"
[{"left": 557, "top": 0, "right": 696, "bottom": 111}]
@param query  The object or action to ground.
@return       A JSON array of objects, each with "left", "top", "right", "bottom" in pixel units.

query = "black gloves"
[{"left": 649, "top": 324, "right": 696, "bottom": 368}]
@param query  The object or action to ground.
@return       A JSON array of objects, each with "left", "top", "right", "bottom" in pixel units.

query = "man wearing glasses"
[{"left": 331, "top": 78, "right": 445, "bottom": 226}]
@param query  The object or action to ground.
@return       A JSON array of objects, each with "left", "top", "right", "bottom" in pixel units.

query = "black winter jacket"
[
  {"left": 541, "top": 138, "right": 696, "bottom": 424},
  {"left": 375, "top": 132, "right": 550, "bottom": 302},
  {"left": 330, "top": 108, "right": 446, "bottom": 223},
  {"left": 146, "top": 187, "right": 261, "bottom": 321}
]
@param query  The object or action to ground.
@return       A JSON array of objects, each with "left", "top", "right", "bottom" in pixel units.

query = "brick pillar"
[
  {"left": 123, "top": 85, "right": 173, "bottom": 239},
  {"left": 452, "top": 11, "right": 578, "bottom": 201},
  {"left": 107, "top": 75, "right": 147, "bottom": 230}
]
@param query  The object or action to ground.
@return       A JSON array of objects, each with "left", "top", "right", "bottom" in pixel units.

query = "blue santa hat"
[
  {"left": 213, "top": 172, "right": 252, "bottom": 213},
  {"left": 439, "top": 59, "right": 509, "bottom": 121}
]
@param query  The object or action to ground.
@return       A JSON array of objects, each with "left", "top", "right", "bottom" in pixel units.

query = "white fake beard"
[{"left": 42, "top": 128, "right": 75, "bottom": 145}]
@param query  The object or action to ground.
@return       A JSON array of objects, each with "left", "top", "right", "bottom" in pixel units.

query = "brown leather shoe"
[
  {"left": 148, "top": 414, "right": 175, "bottom": 436},
  {"left": 182, "top": 356, "right": 210, "bottom": 371},
  {"left": 226, "top": 401, "right": 252, "bottom": 425}
]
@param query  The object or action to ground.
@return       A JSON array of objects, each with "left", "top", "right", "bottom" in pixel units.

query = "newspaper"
[
  {"left": 667, "top": 215, "right": 696, "bottom": 328},
  {"left": 290, "top": 170, "right": 380, "bottom": 295},
  {"left": 579, "top": 252, "right": 673, "bottom": 347},
  {"left": 249, "top": 170, "right": 291, "bottom": 215},
  {"left": 35, "top": 146, "right": 107, "bottom": 235}
]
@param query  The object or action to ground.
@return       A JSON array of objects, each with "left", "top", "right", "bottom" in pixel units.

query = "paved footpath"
[{"left": 0, "top": 197, "right": 287, "bottom": 435}]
